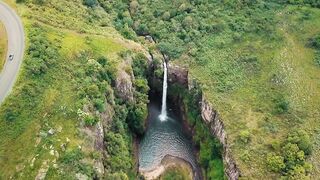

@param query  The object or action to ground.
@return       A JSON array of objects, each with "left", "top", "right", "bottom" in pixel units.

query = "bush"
[
  {"left": 287, "top": 130, "right": 312, "bottom": 155},
  {"left": 132, "top": 53, "right": 148, "bottom": 78},
  {"left": 274, "top": 95, "right": 290, "bottom": 114},
  {"left": 282, "top": 143, "right": 305, "bottom": 170},
  {"left": 60, "top": 149, "right": 84, "bottom": 165},
  {"left": 239, "top": 130, "right": 251, "bottom": 143},
  {"left": 134, "top": 79, "right": 149, "bottom": 94},
  {"left": 308, "top": 34, "right": 320, "bottom": 49},
  {"left": 84, "top": 114, "right": 99, "bottom": 126},
  {"left": 267, "top": 153, "right": 285, "bottom": 172},
  {"left": 266, "top": 128, "right": 313, "bottom": 178},
  {"left": 83, "top": 0, "right": 98, "bottom": 8},
  {"left": 26, "top": 26, "right": 58, "bottom": 76},
  {"left": 93, "top": 98, "right": 106, "bottom": 112},
  {"left": 127, "top": 103, "right": 147, "bottom": 135},
  {"left": 315, "top": 51, "right": 320, "bottom": 67},
  {"left": 105, "top": 132, "right": 131, "bottom": 171}
]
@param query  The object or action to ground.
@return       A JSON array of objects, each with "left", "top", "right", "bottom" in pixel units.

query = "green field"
[
  {"left": 0, "top": 0, "right": 148, "bottom": 179},
  {"left": 1, "top": 0, "right": 320, "bottom": 179},
  {"left": 0, "top": 22, "right": 7, "bottom": 72}
]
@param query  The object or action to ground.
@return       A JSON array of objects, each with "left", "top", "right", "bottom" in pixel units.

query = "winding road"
[{"left": 0, "top": 2, "right": 25, "bottom": 104}]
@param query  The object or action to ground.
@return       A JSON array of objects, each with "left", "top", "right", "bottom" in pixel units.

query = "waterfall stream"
[{"left": 159, "top": 61, "right": 168, "bottom": 121}]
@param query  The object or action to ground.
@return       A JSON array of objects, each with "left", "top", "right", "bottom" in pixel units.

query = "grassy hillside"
[
  {"left": 106, "top": 0, "right": 320, "bottom": 179},
  {"left": 0, "top": 0, "right": 148, "bottom": 179},
  {"left": 1, "top": 0, "right": 320, "bottom": 179},
  {"left": 0, "top": 22, "right": 7, "bottom": 72}
]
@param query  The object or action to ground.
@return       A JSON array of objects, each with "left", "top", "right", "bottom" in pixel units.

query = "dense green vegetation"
[
  {"left": 168, "top": 83, "right": 225, "bottom": 180},
  {"left": 0, "top": 0, "right": 149, "bottom": 179},
  {"left": 267, "top": 130, "right": 313, "bottom": 179},
  {"left": 103, "top": 0, "right": 320, "bottom": 179},
  {"left": 1, "top": 0, "right": 320, "bottom": 179}
]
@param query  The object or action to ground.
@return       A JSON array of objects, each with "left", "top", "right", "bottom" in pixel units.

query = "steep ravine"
[{"left": 166, "top": 63, "right": 241, "bottom": 180}]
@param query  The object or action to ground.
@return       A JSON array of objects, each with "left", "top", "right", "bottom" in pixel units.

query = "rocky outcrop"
[
  {"left": 115, "top": 69, "right": 134, "bottom": 102},
  {"left": 200, "top": 97, "right": 240, "bottom": 180},
  {"left": 168, "top": 64, "right": 188, "bottom": 88}
]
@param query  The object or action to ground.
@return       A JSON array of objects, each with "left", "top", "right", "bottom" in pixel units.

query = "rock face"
[
  {"left": 115, "top": 69, "right": 134, "bottom": 102},
  {"left": 200, "top": 97, "right": 240, "bottom": 180},
  {"left": 166, "top": 64, "right": 240, "bottom": 180},
  {"left": 167, "top": 63, "right": 188, "bottom": 88}
]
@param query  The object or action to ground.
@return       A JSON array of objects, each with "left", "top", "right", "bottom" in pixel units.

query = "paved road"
[{"left": 0, "top": 2, "right": 25, "bottom": 104}]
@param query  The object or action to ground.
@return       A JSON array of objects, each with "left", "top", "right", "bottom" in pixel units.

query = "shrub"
[
  {"left": 105, "top": 132, "right": 131, "bottom": 171},
  {"left": 308, "top": 34, "right": 320, "bottom": 49},
  {"left": 83, "top": 0, "right": 98, "bottom": 8},
  {"left": 315, "top": 51, "right": 320, "bottom": 66},
  {"left": 132, "top": 53, "right": 148, "bottom": 78},
  {"left": 287, "top": 130, "right": 312, "bottom": 155},
  {"left": 267, "top": 153, "right": 285, "bottom": 172},
  {"left": 4, "top": 110, "right": 18, "bottom": 122},
  {"left": 274, "top": 95, "right": 290, "bottom": 114},
  {"left": 86, "top": 84, "right": 100, "bottom": 98},
  {"left": 105, "top": 172, "right": 129, "bottom": 180},
  {"left": 26, "top": 26, "right": 58, "bottom": 76},
  {"left": 97, "top": 56, "right": 108, "bottom": 66},
  {"left": 134, "top": 79, "right": 149, "bottom": 94},
  {"left": 162, "top": 11, "right": 171, "bottom": 21},
  {"left": 127, "top": 103, "right": 147, "bottom": 135},
  {"left": 239, "top": 130, "right": 251, "bottom": 143},
  {"left": 93, "top": 98, "right": 106, "bottom": 112},
  {"left": 282, "top": 143, "right": 305, "bottom": 170},
  {"left": 60, "top": 149, "right": 84, "bottom": 165},
  {"left": 84, "top": 114, "right": 99, "bottom": 126}
]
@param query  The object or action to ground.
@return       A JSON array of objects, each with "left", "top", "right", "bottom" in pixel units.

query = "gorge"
[{"left": 137, "top": 59, "right": 240, "bottom": 179}]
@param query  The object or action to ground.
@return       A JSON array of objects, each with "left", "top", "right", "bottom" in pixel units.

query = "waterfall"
[{"left": 159, "top": 61, "right": 168, "bottom": 121}]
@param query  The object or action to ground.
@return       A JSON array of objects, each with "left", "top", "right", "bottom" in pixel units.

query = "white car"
[{"left": 8, "top": 54, "right": 14, "bottom": 61}]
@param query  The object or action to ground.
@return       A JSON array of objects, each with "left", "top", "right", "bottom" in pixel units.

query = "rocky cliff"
[
  {"left": 200, "top": 97, "right": 240, "bottom": 180},
  {"left": 168, "top": 63, "right": 240, "bottom": 180}
]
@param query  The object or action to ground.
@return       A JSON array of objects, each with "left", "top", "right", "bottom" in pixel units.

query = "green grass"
[
  {"left": 187, "top": 5, "right": 320, "bottom": 179},
  {"left": 0, "top": 1, "right": 144, "bottom": 179},
  {"left": 0, "top": 22, "right": 7, "bottom": 72}
]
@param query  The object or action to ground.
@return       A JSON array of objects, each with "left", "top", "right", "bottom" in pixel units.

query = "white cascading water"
[{"left": 159, "top": 61, "right": 168, "bottom": 121}]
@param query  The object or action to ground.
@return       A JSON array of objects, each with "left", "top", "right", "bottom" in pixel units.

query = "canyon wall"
[
  {"left": 167, "top": 63, "right": 240, "bottom": 180},
  {"left": 199, "top": 97, "right": 240, "bottom": 180}
]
